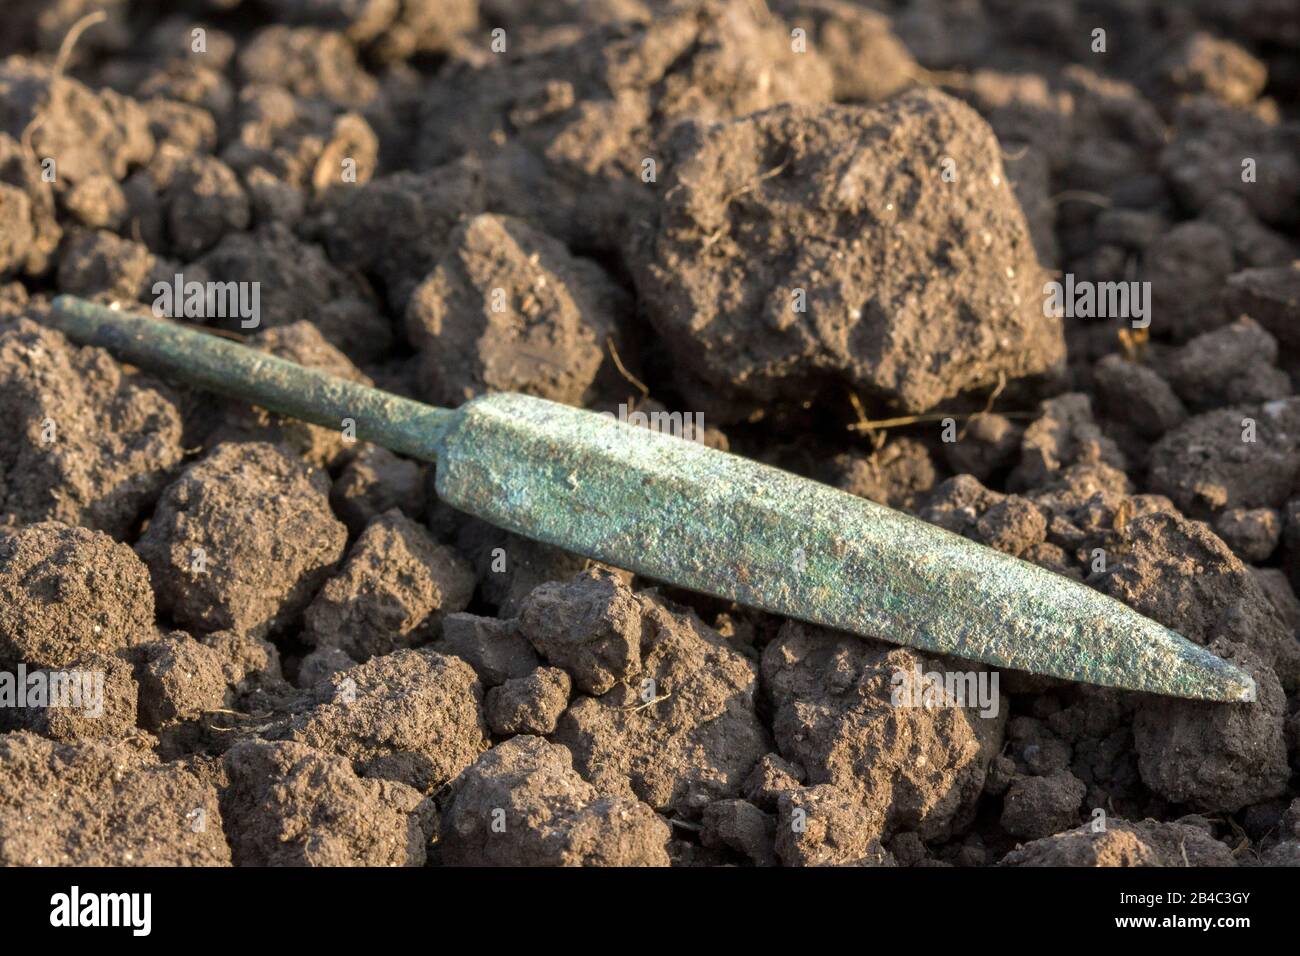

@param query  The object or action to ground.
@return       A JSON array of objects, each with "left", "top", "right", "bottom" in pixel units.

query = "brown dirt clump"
[
  {"left": 942, "top": 414, "right": 1024, "bottom": 484},
  {"left": 237, "top": 27, "right": 379, "bottom": 108},
  {"left": 438, "top": 735, "right": 670, "bottom": 867},
  {"left": 1159, "top": 317, "right": 1291, "bottom": 412},
  {"left": 276, "top": 647, "right": 487, "bottom": 792},
  {"left": 304, "top": 509, "right": 475, "bottom": 662},
  {"left": 311, "top": 160, "right": 485, "bottom": 315},
  {"left": 416, "top": 0, "right": 833, "bottom": 251},
  {"left": 1093, "top": 511, "right": 1300, "bottom": 687},
  {"left": 330, "top": 445, "right": 426, "bottom": 535},
  {"left": 452, "top": 517, "right": 589, "bottom": 617},
  {"left": 1001, "top": 817, "right": 1237, "bottom": 867},
  {"left": 701, "top": 798, "right": 777, "bottom": 866},
  {"left": 552, "top": 580, "right": 769, "bottom": 816},
  {"left": 194, "top": 224, "right": 391, "bottom": 363},
  {"left": 1, "top": 652, "right": 139, "bottom": 743},
  {"left": 132, "top": 632, "right": 230, "bottom": 732},
  {"left": 485, "top": 666, "right": 571, "bottom": 736},
  {"left": 55, "top": 227, "right": 154, "bottom": 299},
  {"left": 1092, "top": 355, "right": 1187, "bottom": 439},
  {"left": 775, "top": 784, "right": 897, "bottom": 867},
  {"left": 999, "top": 771, "right": 1087, "bottom": 840},
  {"left": 296, "top": 645, "right": 356, "bottom": 689},
  {"left": 145, "top": 146, "right": 250, "bottom": 259},
  {"left": 132, "top": 630, "right": 278, "bottom": 731},
  {"left": 0, "top": 521, "right": 154, "bottom": 668},
  {"left": 632, "top": 88, "right": 1063, "bottom": 422},
  {"left": 258, "top": 0, "right": 477, "bottom": 62},
  {"left": 0, "top": 318, "right": 183, "bottom": 537},
  {"left": 221, "top": 739, "right": 434, "bottom": 866},
  {"left": 0, "top": 58, "right": 153, "bottom": 187},
  {"left": 1161, "top": 96, "right": 1300, "bottom": 228},
  {"left": 1148, "top": 398, "right": 1300, "bottom": 516},
  {"left": 0, "top": 132, "right": 60, "bottom": 276},
  {"left": 830, "top": 439, "right": 937, "bottom": 511},
  {"left": 743, "top": 753, "right": 807, "bottom": 811},
  {"left": 1010, "top": 393, "right": 1126, "bottom": 493},
  {"left": 405, "top": 213, "right": 627, "bottom": 407},
  {"left": 516, "top": 567, "right": 644, "bottom": 696},
  {"left": 0, "top": 731, "right": 229, "bottom": 866},
  {"left": 771, "top": 0, "right": 916, "bottom": 103},
  {"left": 1144, "top": 219, "right": 1237, "bottom": 342},
  {"left": 762, "top": 622, "right": 1005, "bottom": 841},
  {"left": 1132, "top": 643, "right": 1289, "bottom": 812},
  {"left": 1152, "top": 32, "right": 1268, "bottom": 107},
  {"left": 436, "top": 612, "right": 542, "bottom": 687},
  {"left": 1224, "top": 265, "right": 1300, "bottom": 362},
  {"left": 136, "top": 441, "right": 347, "bottom": 638}
]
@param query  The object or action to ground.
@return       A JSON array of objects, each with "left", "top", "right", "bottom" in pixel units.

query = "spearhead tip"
[
  {"left": 1178, "top": 648, "right": 1258, "bottom": 704},
  {"left": 1124, "top": 616, "right": 1259, "bottom": 702}
]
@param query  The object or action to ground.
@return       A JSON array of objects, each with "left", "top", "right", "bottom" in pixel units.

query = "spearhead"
[{"left": 47, "top": 296, "right": 1256, "bottom": 702}]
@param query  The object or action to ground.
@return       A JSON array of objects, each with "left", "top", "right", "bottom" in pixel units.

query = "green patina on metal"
[
  {"left": 48, "top": 296, "right": 455, "bottom": 461},
  {"left": 48, "top": 295, "right": 1256, "bottom": 702}
]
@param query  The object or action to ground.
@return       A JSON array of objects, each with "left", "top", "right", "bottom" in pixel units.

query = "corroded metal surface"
[
  {"left": 48, "top": 296, "right": 454, "bottom": 461},
  {"left": 437, "top": 394, "right": 1254, "bottom": 701},
  {"left": 49, "top": 296, "right": 1255, "bottom": 701}
]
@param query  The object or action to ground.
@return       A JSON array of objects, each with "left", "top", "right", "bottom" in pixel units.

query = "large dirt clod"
[
  {"left": 0, "top": 318, "right": 183, "bottom": 537},
  {"left": 762, "top": 622, "right": 1005, "bottom": 841},
  {"left": 438, "top": 735, "right": 671, "bottom": 867},
  {"left": 136, "top": 441, "right": 347, "bottom": 638}
]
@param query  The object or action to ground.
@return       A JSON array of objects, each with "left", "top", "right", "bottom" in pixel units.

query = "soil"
[{"left": 0, "top": 0, "right": 1297, "bottom": 869}]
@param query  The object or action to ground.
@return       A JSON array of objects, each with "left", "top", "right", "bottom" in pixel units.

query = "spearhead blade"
[{"left": 437, "top": 393, "right": 1255, "bottom": 702}]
